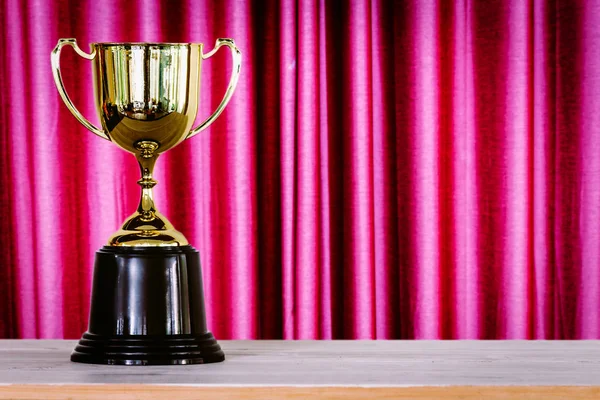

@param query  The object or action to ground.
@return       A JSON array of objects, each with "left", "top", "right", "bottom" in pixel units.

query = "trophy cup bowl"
[{"left": 51, "top": 38, "right": 241, "bottom": 365}]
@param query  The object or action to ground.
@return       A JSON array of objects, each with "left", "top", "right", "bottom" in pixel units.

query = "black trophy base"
[
  {"left": 71, "top": 331, "right": 224, "bottom": 365},
  {"left": 72, "top": 245, "right": 224, "bottom": 365}
]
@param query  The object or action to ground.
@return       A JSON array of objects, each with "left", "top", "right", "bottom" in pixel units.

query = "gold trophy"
[{"left": 51, "top": 38, "right": 241, "bottom": 365}]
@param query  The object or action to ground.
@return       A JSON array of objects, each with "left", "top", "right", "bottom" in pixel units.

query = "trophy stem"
[
  {"left": 107, "top": 139, "right": 188, "bottom": 246},
  {"left": 135, "top": 140, "right": 159, "bottom": 220}
]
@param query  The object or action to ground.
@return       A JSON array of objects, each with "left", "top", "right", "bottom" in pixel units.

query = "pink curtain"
[{"left": 0, "top": 0, "right": 599, "bottom": 339}]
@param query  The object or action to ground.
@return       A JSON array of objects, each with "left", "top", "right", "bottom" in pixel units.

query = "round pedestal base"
[
  {"left": 71, "top": 245, "right": 223, "bottom": 365},
  {"left": 71, "top": 331, "right": 224, "bottom": 365}
]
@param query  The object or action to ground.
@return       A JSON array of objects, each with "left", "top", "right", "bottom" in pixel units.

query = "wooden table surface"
[{"left": 0, "top": 340, "right": 599, "bottom": 399}]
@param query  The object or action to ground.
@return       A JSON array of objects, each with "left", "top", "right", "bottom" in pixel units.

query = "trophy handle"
[
  {"left": 187, "top": 38, "right": 242, "bottom": 139},
  {"left": 51, "top": 38, "right": 110, "bottom": 141}
]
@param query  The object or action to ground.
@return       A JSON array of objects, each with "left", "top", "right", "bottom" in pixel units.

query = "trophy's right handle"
[
  {"left": 51, "top": 38, "right": 109, "bottom": 141},
  {"left": 186, "top": 38, "right": 242, "bottom": 139}
]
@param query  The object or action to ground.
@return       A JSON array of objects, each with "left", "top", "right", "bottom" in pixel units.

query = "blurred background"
[{"left": 1, "top": 0, "right": 599, "bottom": 340}]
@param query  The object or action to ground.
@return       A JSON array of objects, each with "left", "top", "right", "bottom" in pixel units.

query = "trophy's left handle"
[
  {"left": 51, "top": 38, "right": 110, "bottom": 141},
  {"left": 187, "top": 38, "right": 242, "bottom": 139}
]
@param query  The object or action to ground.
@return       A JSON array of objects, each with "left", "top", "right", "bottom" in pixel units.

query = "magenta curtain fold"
[{"left": 1, "top": 0, "right": 599, "bottom": 339}]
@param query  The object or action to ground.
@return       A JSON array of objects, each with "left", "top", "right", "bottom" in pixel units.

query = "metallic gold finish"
[
  {"left": 187, "top": 38, "right": 242, "bottom": 139},
  {"left": 51, "top": 38, "right": 242, "bottom": 247},
  {"left": 51, "top": 39, "right": 109, "bottom": 140}
]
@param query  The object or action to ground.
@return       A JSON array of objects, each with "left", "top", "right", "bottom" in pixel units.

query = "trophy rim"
[{"left": 91, "top": 42, "right": 204, "bottom": 47}]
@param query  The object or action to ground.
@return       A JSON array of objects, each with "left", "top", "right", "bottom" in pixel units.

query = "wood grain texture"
[
  {"left": 1, "top": 341, "right": 600, "bottom": 399},
  {"left": 1, "top": 386, "right": 600, "bottom": 400}
]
